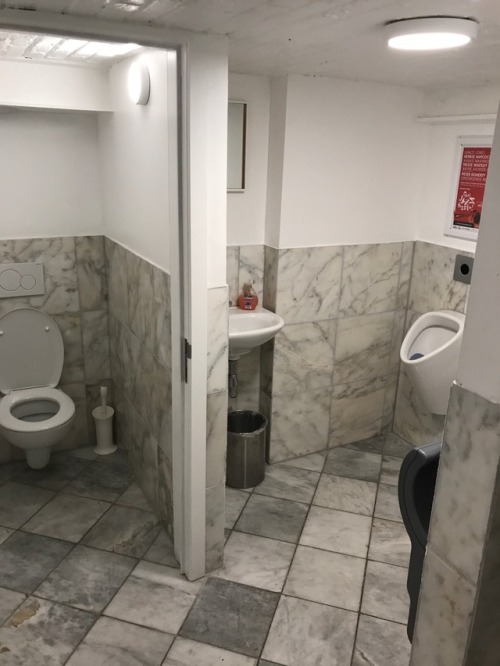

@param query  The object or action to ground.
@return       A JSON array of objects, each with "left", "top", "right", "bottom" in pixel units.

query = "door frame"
[{"left": 0, "top": 8, "right": 207, "bottom": 580}]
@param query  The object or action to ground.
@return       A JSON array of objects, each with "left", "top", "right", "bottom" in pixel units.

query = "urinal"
[{"left": 400, "top": 310, "right": 465, "bottom": 415}]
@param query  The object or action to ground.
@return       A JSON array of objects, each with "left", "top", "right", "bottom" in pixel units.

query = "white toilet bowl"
[
  {"left": 400, "top": 310, "right": 465, "bottom": 415},
  {"left": 0, "top": 309, "right": 76, "bottom": 469}
]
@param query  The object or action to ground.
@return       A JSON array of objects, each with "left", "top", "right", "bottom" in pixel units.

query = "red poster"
[{"left": 453, "top": 146, "right": 491, "bottom": 230}]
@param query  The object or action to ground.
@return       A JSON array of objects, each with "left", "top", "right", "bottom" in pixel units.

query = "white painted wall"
[
  {"left": 457, "top": 96, "right": 500, "bottom": 404},
  {"left": 416, "top": 84, "right": 500, "bottom": 253},
  {"left": 227, "top": 73, "right": 270, "bottom": 246},
  {"left": 0, "top": 109, "right": 103, "bottom": 238},
  {"left": 98, "top": 49, "right": 171, "bottom": 271},
  {"left": 265, "top": 76, "right": 288, "bottom": 249},
  {"left": 0, "top": 59, "right": 111, "bottom": 112}
]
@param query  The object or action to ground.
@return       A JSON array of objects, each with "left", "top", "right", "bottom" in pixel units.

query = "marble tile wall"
[
  {"left": 410, "top": 384, "right": 500, "bottom": 665},
  {"left": 206, "top": 286, "right": 229, "bottom": 572},
  {"left": 105, "top": 238, "right": 173, "bottom": 536},
  {"left": 259, "top": 242, "right": 413, "bottom": 463},
  {"left": 0, "top": 236, "right": 110, "bottom": 463},
  {"left": 393, "top": 241, "right": 474, "bottom": 446}
]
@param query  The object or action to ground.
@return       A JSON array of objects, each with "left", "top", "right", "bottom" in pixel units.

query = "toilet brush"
[{"left": 92, "top": 385, "right": 116, "bottom": 455}]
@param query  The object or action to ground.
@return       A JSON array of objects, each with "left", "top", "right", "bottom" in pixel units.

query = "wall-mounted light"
[
  {"left": 385, "top": 16, "right": 478, "bottom": 51},
  {"left": 127, "top": 60, "right": 150, "bottom": 105}
]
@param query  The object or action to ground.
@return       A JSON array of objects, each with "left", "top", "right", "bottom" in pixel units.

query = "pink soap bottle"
[{"left": 237, "top": 283, "right": 258, "bottom": 310}]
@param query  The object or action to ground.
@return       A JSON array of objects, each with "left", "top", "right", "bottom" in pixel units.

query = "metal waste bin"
[{"left": 227, "top": 410, "right": 267, "bottom": 489}]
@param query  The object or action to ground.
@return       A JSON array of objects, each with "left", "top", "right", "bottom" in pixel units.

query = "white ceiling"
[{"left": 1, "top": 0, "right": 500, "bottom": 89}]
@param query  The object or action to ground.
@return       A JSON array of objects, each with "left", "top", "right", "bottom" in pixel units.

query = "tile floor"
[{"left": 0, "top": 433, "right": 414, "bottom": 665}]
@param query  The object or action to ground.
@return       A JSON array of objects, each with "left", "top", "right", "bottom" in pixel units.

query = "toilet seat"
[{"left": 0, "top": 387, "right": 75, "bottom": 433}]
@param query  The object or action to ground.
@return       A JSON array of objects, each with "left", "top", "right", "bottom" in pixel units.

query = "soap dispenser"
[{"left": 237, "top": 282, "right": 258, "bottom": 310}]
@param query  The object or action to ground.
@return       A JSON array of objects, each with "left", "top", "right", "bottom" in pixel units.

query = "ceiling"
[{"left": 1, "top": 0, "right": 500, "bottom": 89}]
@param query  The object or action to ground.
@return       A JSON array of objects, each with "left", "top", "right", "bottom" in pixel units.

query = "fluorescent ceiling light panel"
[
  {"left": 73, "top": 41, "right": 140, "bottom": 58},
  {"left": 385, "top": 17, "right": 478, "bottom": 51}
]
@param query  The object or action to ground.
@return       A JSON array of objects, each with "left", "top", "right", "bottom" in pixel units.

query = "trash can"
[{"left": 227, "top": 410, "right": 267, "bottom": 489}]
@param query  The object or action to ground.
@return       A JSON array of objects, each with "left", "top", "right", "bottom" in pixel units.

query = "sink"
[{"left": 229, "top": 306, "right": 284, "bottom": 359}]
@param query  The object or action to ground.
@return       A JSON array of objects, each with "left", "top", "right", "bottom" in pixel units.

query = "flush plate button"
[
  {"left": 453, "top": 254, "right": 474, "bottom": 285},
  {"left": 0, "top": 262, "right": 45, "bottom": 298}
]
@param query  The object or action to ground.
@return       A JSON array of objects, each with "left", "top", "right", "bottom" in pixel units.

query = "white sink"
[{"left": 229, "top": 306, "right": 284, "bottom": 359}]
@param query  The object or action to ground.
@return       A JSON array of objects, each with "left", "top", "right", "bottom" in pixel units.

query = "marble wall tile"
[
  {"left": 229, "top": 389, "right": 260, "bottom": 413},
  {"left": 226, "top": 246, "right": 240, "bottom": 305},
  {"left": 127, "top": 251, "right": 155, "bottom": 353},
  {"left": 239, "top": 245, "right": 265, "bottom": 305},
  {"left": 393, "top": 373, "right": 444, "bottom": 446},
  {"left": 410, "top": 549, "right": 475, "bottom": 666},
  {"left": 428, "top": 384, "right": 500, "bottom": 586},
  {"left": 207, "top": 391, "right": 228, "bottom": 488},
  {"left": 206, "top": 484, "right": 225, "bottom": 572},
  {"left": 157, "top": 446, "right": 174, "bottom": 535},
  {"left": 409, "top": 241, "right": 471, "bottom": 314},
  {"left": 75, "top": 236, "right": 107, "bottom": 311},
  {"left": 330, "top": 378, "right": 386, "bottom": 447},
  {"left": 207, "top": 286, "right": 228, "bottom": 394},
  {"left": 382, "top": 373, "right": 398, "bottom": 433},
  {"left": 58, "top": 383, "right": 88, "bottom": 451},
  {"left": 387, "top": 310, "right": 406, "bottom": 377},
  {"left": 151, "top": 266, "right": 171, "bottom": 371},
  {"left": 105, "top": 237, "right": 129, "bottom": 326},
  {"left": 54, "top": 314, "right": 85, "bottom": 384},
  {"left": 260, "top": 340, "right": 274, "bottom": 397},
  {"left": 268, "top": 389, "right": 330, "bottom": 463},
  {"left": 229, "top": 347, "right": 261, "bottom": 410},
  {"left": 0, "top": 237, "right": 79, "bottom": 316},
  {"left": 339, "top": 243, "right": 402, "bottom": 317},
  {"left": 263, "top": 245, "right": 278, "bottom": 312},
  {"left": 396, "top": 241, "right": 414, "bottom": 310},
  {"left": 334, "top": 312, "right": 393, "bottom": 385},
  {"left": 82, "top": 310, "right": 110, "bottom": 383},
  {"left": 272, "top": 321, "right": 336, "bottom": 395},
  {"left": 275, "top": 246, "right": 343, "bottom": 324}
]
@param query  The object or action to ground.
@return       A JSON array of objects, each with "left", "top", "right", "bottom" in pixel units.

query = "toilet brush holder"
[{"left": 92, "top": 406, "right": 117, "bottom": 455}]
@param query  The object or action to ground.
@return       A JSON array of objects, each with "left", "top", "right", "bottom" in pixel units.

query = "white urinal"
[{"left": 400, "top": 310, "right": 465, "bottom": 415}]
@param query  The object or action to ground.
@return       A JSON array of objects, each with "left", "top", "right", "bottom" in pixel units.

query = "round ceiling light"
[
  {"left": 385, "top": 17, "right": 478, "bottom": 51},
  {"left": 127, "top": 60, "right": 150, "bottom": 105}
]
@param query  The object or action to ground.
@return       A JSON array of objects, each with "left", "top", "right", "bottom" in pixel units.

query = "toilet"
[
  {"left": 400, "top": 310, "right": 465, "bottom": 415},
  {"left": 0, "top": 309, "right": 75, "bottom": 469}
]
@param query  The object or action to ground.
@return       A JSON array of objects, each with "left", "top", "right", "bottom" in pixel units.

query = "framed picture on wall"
[{"left": 446, "top": 135, "right": 493, "bottom": 241}]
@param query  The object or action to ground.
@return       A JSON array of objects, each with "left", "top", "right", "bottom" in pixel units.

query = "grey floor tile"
[
  {"left": 0, "top": 532, "right": 72, "bottom": 593},
  {"left": 259, "top": 662, "right": 284, "bottom": 666},
  {"left": 324, "top": 448, "right": 382, "bottom": 482},
  {"left": 163, "top": 636, "right": 256, "bottom": 665},
  {"left": 66, "top": 459, "right": 133, "bottom": 502},
  {"left": 262, "top": 595, "right": 357, "bottom": 666},
  {"left": 0, "top": 461, "right": 25, "bottom": 486},
  {"left": 13, "top": 457, "right": 89, "bottom": 492},
  {"left": 116, "top": 482, "right": 151, "bottom": 511},
  {"left": 383, "top": 433, "right": 413, "bottom": 458},
  {"left": 0, "top": 482, "right": 54, "bottom": 529},
  {"left": 0, "top": 526, "right": 13, "bottom": 545},
  {"left": 23, "top": 493, "right": 110, "bottom": 542},
  {"left": 300, "top": 506, "right": 372, "bottom": 558},
  {"left": 35, "top": 545, "right": 136, "bottom": 612},
  {"left": 105, "top": 561, "right": 202, "bottom": 634},
  {"left": 225, "top": 488, "right": 250, "bottom": 529},
  {"left": 368, "top": 518, "right": 411, "bottom": 568},
  {"left": 345, "top": 435, "right": 385, "bottom": 455},
  {"left": 360, "top": 560, "right": 410, "bottom": 624},
  {"left": 0, "top": 587, "right": 26, "bottom": 624},
  {"left": 374, "top": 484, "right": 403, "bottom": 522},
  {"left": 284, "top": 545, "right": 365, "bottom": 612},
  {"left": 235, "top": 494, "right": 308, "bottom": 543},
  {"left": 213, "top": 532, "right": 295, "bottom": 592},
  {"left": 380, "top": 455, "right": 402, "bottom": 486},
  {"left": 82, "top": 504, "right": 160, "bottom": 557},
  {"left": 0, "top": 596, "right": 96, "bottom": 665},
  {"left": 254, "top": 465, "right": 319, "bottom": 504},
  {"left": 179, "top": 578, "right": 279, "bottom": 658},
  {"left": 64, "top": 447, "right": 97, "bottom": 461},
  {"left": 352, "top": 614, "right": 411, "bottom": 666},
  {"left": 67, "top": 616, "right": 174, "bottom": 666},
  {"left": 277, "top": 451, "right": 326, "bottom": 472},
  {"left": 143, "top": 529, "right": 179, "bottom": 568},
  {"left": 313, "top": 474, "right": 377, "bottom": 516}
]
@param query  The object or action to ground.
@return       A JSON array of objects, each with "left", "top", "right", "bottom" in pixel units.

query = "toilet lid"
[{"left": 0, "top": 309, "right": 64, "bottom": 394}]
